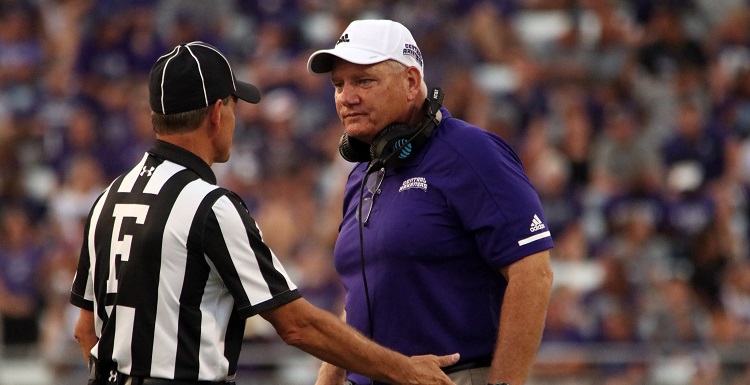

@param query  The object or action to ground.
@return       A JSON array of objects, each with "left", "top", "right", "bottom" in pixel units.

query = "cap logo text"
[
  {"left": 403, "top": 43, "right": 423, "bottom": 68},
  {"left": 336, "top": 33, "right": 350, "bottom": 46}
]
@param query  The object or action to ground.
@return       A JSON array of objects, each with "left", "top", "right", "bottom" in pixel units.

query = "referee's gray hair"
[{"left": 151, "top": 95, "right": 232, "bottom": 135}]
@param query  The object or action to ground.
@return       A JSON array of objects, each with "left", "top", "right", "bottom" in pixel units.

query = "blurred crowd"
[{"left": 1, "top": 0, "right": 750, "bottom": 384}]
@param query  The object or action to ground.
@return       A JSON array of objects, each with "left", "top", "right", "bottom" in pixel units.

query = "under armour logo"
[
  {"left": 140, "top": 166, "right": 155, "bottom": 177},
  {"left": 336, "top": 33, "right": 350, "bottom": 45},
  {"left": 108, "top": 370, "right": 117, "bottom": 382}
]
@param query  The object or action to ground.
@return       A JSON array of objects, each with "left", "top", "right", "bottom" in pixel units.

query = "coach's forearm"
[
  {"left": 263, "top": 298, "right": 412, "bottom": 384},
  {"left": 490, "top": 251, "right": 553, "bottom": 384},
  {"left": 316, "top": 360, "right": 347, "bottom": 385},
  {"left": 315, "top": 310, "right": 347, "bottom": 385}
]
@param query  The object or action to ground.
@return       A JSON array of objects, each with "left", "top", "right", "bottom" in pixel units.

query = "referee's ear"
[
  {"left": 206, "top": 98, "right": 231, "bottom": 144},
  {"left": 208, "top": 98, "right": 224, "bottom": 128}
]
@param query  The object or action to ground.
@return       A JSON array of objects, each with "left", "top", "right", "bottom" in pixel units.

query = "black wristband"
[{"left": 488, "top": 383, "right": 510, "bottom": 385}]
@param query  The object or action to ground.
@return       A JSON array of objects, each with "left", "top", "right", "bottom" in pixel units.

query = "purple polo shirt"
[{"left": 333, "top": 108, "right": 553, "bottom": 384}]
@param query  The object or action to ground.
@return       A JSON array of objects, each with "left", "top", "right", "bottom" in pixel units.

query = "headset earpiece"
[
  {"left": 338, "top": 87, "right": 445, "bottom": 169},
  {"left": 339, "top": 133, "right": 372, "bottom": 163},
  {"left": 369, "top": 123, "right": 412, "bottom": 168}
]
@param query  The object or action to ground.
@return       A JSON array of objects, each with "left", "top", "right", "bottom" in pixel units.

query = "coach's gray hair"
[{"left": 386, "top": 60, "right": 428, "bottom": 96}]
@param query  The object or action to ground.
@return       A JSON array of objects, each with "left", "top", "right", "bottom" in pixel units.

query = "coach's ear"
[{"left": 405, "top": 66, "right": 422, "bottom": 102}]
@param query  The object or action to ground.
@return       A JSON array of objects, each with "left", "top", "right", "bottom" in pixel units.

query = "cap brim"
[
  {"left": 234, "top": 81, "right": 261, "bottom": 104},
  {"left": 307, "top": 47, "right": 390, "bottom": 74}
]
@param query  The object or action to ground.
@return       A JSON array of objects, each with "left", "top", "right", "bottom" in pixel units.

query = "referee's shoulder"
[{"left": 210, "top": 187, "right": 252, "bottom": 214}]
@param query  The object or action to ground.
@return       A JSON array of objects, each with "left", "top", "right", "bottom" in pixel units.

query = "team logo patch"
[
  {"left": 399, "top": 177, "right": 427, "bottom": 192},
  {"left": 529, "top": 214, "right": 546, "bottom": 232}
]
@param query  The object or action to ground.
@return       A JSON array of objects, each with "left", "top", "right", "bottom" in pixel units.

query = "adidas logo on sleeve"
[
  {"left": 529, "top": 214, "right": 546, "bottom": 232},
  {"left": 518, "top": 214, "right": 551, "bottom": 246}
]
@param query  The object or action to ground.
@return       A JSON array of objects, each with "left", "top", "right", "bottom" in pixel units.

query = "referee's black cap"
[{"left": 149, "top": 41, "right": 261, "bottom": 115}]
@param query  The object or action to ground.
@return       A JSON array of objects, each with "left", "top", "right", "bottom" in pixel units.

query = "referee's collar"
[{"left": 148, "top": 140, "right": 217, "bottom": 185}]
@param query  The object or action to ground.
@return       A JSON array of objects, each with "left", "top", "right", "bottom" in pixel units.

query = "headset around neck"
[{"left": 338, "top": 87, "right": 445, "bottom": 174}]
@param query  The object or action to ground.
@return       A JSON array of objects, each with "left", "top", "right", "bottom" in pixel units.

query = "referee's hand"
[{"left": 399, "top": 353, "right": 460, "bottom": 385}]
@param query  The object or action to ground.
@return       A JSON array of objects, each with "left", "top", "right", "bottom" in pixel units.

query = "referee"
[{"left": 70, "top": 41, "right": 458, "bottom": 385}]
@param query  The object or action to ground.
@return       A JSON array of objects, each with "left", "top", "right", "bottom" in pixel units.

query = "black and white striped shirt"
[{"left": 70, "top": 140, "right": 300, "bottom": 382}]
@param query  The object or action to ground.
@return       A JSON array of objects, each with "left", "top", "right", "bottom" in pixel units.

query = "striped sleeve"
[
  {"left": 202, "top": 192, "right": 300, "bottom": 318},
  {"left": 70, "top": 188, "right": 110, "bottom": 310}
]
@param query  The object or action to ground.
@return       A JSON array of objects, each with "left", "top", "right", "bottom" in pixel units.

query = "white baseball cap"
[{"left": 307, "top": 19, "right": 424, "bottom": 76}]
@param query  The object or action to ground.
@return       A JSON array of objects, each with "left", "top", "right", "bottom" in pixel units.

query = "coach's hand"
[{"left": 396, "top": 353, "right": 459, "bottom": 385}]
